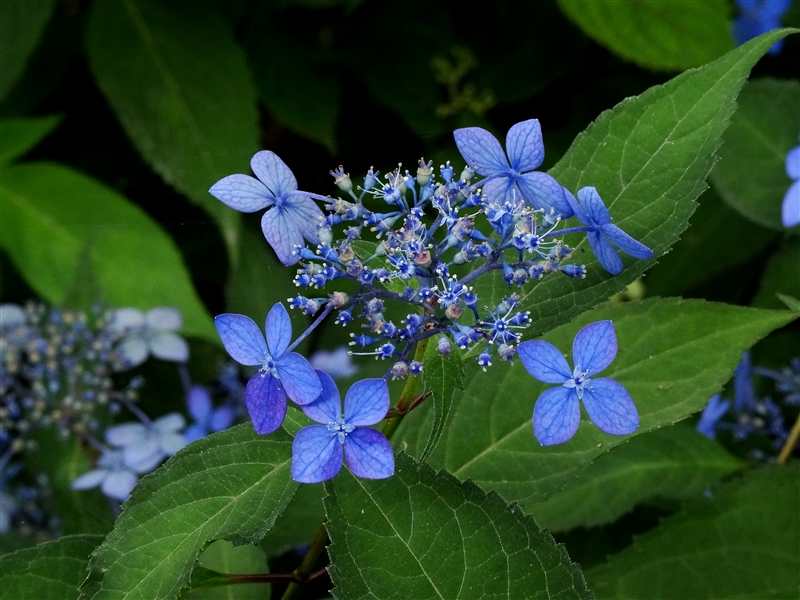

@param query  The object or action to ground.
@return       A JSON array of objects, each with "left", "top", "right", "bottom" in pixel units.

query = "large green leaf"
[
  {"left": 0, "top": 0, "right": 56, "bottom": 101},
  {"left": 395, "top": 298, "right": 796, "bottom": 505},
  {"left": 325, "top": 452, "right": 593, "bottom": 600},
  {"left": 86, "top": 0, "right": 260, "bottom": 256},
  {"left": 752, "top": 238, "right": 800, "bottom": 309},
  {"left": 81, "top": 424, "right": 299, "bottom": 600},
  {"left": 421, "top": 341, "right": 465, "bottom": 462},
  {"left": 0, "top": 163, "right": 215, "bottom": 340},
  {"left": 0, "top": 534, "right": 102, "bottom": 600},
  {"left": 585, "top": 463, "right": 800, "bottom": 599},
  {"left": 526, "top": 423, "right": 744, "bottom": 532},
  {"left": 710, "top": 78, "right": 800, "bottom": 231},
  {"left": 186, "top": 540, "right": 270, "bottom": 599},
  {"left": 557, "top": 0, "right": 733, "bottom": 71},
  {"left": 472, "top": 29, "right": 796, "bottom": 336},
  {"left": 0, "top": 115, "right": 61, "bottom": 164}
]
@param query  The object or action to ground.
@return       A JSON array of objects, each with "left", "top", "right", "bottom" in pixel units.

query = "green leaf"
[
  {"left": 0, "top": 163, "right": 216, "bottom": 340},
  {"left": 644, "top": 187, "right": 777, "bottom": 297},
  {"left": 395, "top": 298, "right": 796, "bottom": 505},
  {"left": 585, "top": 463, "right": 800, "bottom": 599},
  {"left": 259, "top": 483, "right": 325, "bottom": 557},
  {"left": 777, "top": 293, "right": 800, "bottom": 312},
  {"left": 752, "top": 238, "right": 800, "bottom": 309},
  {"left": 0, "top": 534, "right": 102, "bottom": 600},
  {"left": 710, "top": 78, "right": 800, "bottom": 231},
  {"left": 247, "top": 27, "right": 340, "bottom": 153},
  {"left": 0, "top": 115, "right": 61, "bottom": 164},
  {"left": 325, "top": 452, "right": 593, "bottom": 600},
  {"left": 473, "top": 29, "right": 796, "bottom": 336},
  {"left": 186, "top": 540, "right": 269, "bottom": 599},
  {"left": 81, "top": 424, "right": 299, "bottom": 600},
  {"left": 526, "top": 423, "right": 744, "bottom": 532},
  {"left": 0, "top": 0, "right": 56, "bottom": 100},
  {"left": 420, "top": 341, "right": 465, "bottom": 462},
  {"left": 85, "top": 0, "right": 261, "bottom": 257},
  {"left": 557, "top": 0, "right": 733, "bottom": 71}
]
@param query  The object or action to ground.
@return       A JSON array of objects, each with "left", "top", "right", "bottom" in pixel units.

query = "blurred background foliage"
[{"left": 0, "top": 0, "right": 798, "bottom": 580}]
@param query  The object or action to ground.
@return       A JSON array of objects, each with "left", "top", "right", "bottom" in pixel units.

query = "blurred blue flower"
[
  {"left": 215, "top": 303, "right": 321, "bottom": 434},
  {"left": 108, "top": 307, "right": 188, "bottom": 369},
  {"left": 292, "top": 372, "right": 394, "bottom": 483},
  {"left": 454, "top": 119, "right": 573, "bottom": 217},
  {"left": 518, "top": 320, "right": 639, "bottom": 445},
  {"left": 71, "top": 448, "right": 139, "bottom": 501},
  {"left": 733, "top": 0, "right": 792, "bottom": 55},
  {"left": 309, "top": 347, "right": 357, "bottom": 379},
  {"left": 105, "top": 413, "right": 187, "bottom": 472},
  {"left": 210, "top": 151, "right": 326, "bottom": 265},
  {"left": 783, "top": 142, "right": 800, "bottom": 228},
  {"left": 563, "top": 186, "right": 653, "bottom": 275},
  {"left": 696, "top": 394, "right": 731, "bottom": 439},
  {"left": 184, "top": 385, "right": 235, "bottom": 443}
]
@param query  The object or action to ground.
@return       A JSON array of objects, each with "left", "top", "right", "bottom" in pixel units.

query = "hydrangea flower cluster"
[
  {"left": 211, "top": 119, "right": 653, "bottom": 482},
  {"left": 697, "top": 352, "right": 798, "bottom": 458}
]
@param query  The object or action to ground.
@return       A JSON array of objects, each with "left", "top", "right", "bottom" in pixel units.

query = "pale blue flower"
[
  {"left": 518, "top": 320, "right": 639, "bottom": 445},
  {"left": 210, "top": 151, "right": 326, "bottom": 265},
  {"left": 105, "top": 413, "right": 187, "bottom": 473},
  {"left": 292, "top": 372, "right": 394, "bottom": 483},
  {"left": 108, "top": 307, "right": 188, "bottom": 369},
  {"left": 71, "top": 448, "right": 139, "bottom": 501},
  {"left": 309, "top": 347, "right": 358, "bottom": 379},
  {"left": 184, "top": 385, "right": 235, "bottom": 443},
  {"left": 783, "top": 143, "right": 800, "bottom": 228}
]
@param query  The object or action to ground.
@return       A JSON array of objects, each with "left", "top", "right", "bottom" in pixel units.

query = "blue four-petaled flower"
[
  {"left": 783, "top": 142, "right": 799, "bottom": 228},
  {"left": 454, "top": 119, "right": 574, "bottom": 217},
  {"left": 518, "top": 320, "right": 639, "bottom": 445},
  {"left": 210, "top": 151, "right": 325, "bottom": 265},
  {"left": 292, "top": 371, "right": 394, "bottom": 483},
  {"left": 215, "top": 303, "right": 322, "bottom": 434},
  {"left": 563, "top": 186, "right": 653, "bottom": 275},
  {"left": 184, "top": 385, "right": 235, "bottom": 443}
]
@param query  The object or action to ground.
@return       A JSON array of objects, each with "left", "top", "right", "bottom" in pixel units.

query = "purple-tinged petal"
[
  {"left": 562, "top": 187, "right": 589, "bottom": 224},
  {"left": 251, "top": 151, "right": 298, "bottom": 197},
  {"left": 600, "top": 224, "right": 653, "bottom": 260},
  {"left": 101, "top": 470, "right": 138, "bottom": 501},
  {"left": 149, "top": 332, "right": 189, "bottom": 362},
  {"left": 761, "top": 0, "right": 792, "bottom": 19},
  {"left": 214, "top": 314, "right": 266, "bottom": 366},
  {"left": 184, "top": 423, "right": 207, "bottom": 443},
  {"left": 145, "top": 307, "right": 182, "bottom": 331},
  {"left": 209, "top": 174, "right": 273, "bottom": 213},
  {"left": 283, "top": 194, "right": 325, "bottom": 245},
  {"left": 154, "top": 413, "right": 186, "bottom": 433},
  {"left": 481, "top": 176, "right": 516, "bottom": 206},
  {"left": 786, "top": 145, "right": 800, "bottom": 180},
  {"left": 117, "top": 336, "right": 149, "bottom": 368},
  {"left": 245, "top": 373, "right": 287, "bottom": 434},
  {"left": 108, "top": 308, "right": 145, "bottom": 333},
  {"left": 697, "top": 394, "right": 730, "bottom": 439},
  {"left": 187, "top": 386, "right": 212, "bottom": 423},
  {"left": 302, "top": 370, "right": 341, "bottom": 424},
  {"left": 533, "top": 386, "right": 580, "bottom": 446},
  {"left": 209, "top": 407, "right": 235, "bottom": 432},
  {"left": 581, "top": 378, "right": 639, "bottom": 436},
  {"left": 265, "top": 303, "right": 292, "bottom": 358},
  {"left": 276, "top": 353, "right": 322, "bottom": 405},
  {"left": 261, "top": 205, "right": 305, "bottom": 266},
  {"left": 506, "top": 119, "right": 545, "bottom": 173},
  {"left": 734, "top": 352, "right": 755, "bottom": 412},
  {"left": 71, "top": 469, "right": 107, "bottom": 490},
  {"left": 344, "top": 378, "right": 389, "bottom": 426},
  {"left": 587, "top": 230, "right": 623, "bottom": 275},
  {"left": 453, "top": 126, "right": 510, "bottom": 175},
  {"left": 517, "top": 340, "right": 571, "bottom": 384},
  {"left": 344, "top": 428, "right": 394, "bottom": 479},
  {"left": 105, "top": 422, "right": 147, "bottom": 447},
  {"left": 782, "top": 180, "right": 800, "bottom": 228},
  {"left": 573, "top": 321, "right": 617, "bottom": 375},
  {"left": 515, "top": 172, "right": 573, "bottom": 217},
  {"left": 577, "top": 187, "right": 611, "bottom": 226},
  {"left": 291, "top": 425, "right": 342, "bottom": 483}
]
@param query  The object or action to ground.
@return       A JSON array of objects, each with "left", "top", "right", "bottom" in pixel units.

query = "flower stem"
[{"left": 777, "top": 412, "right": 800, "bottom": 464}]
